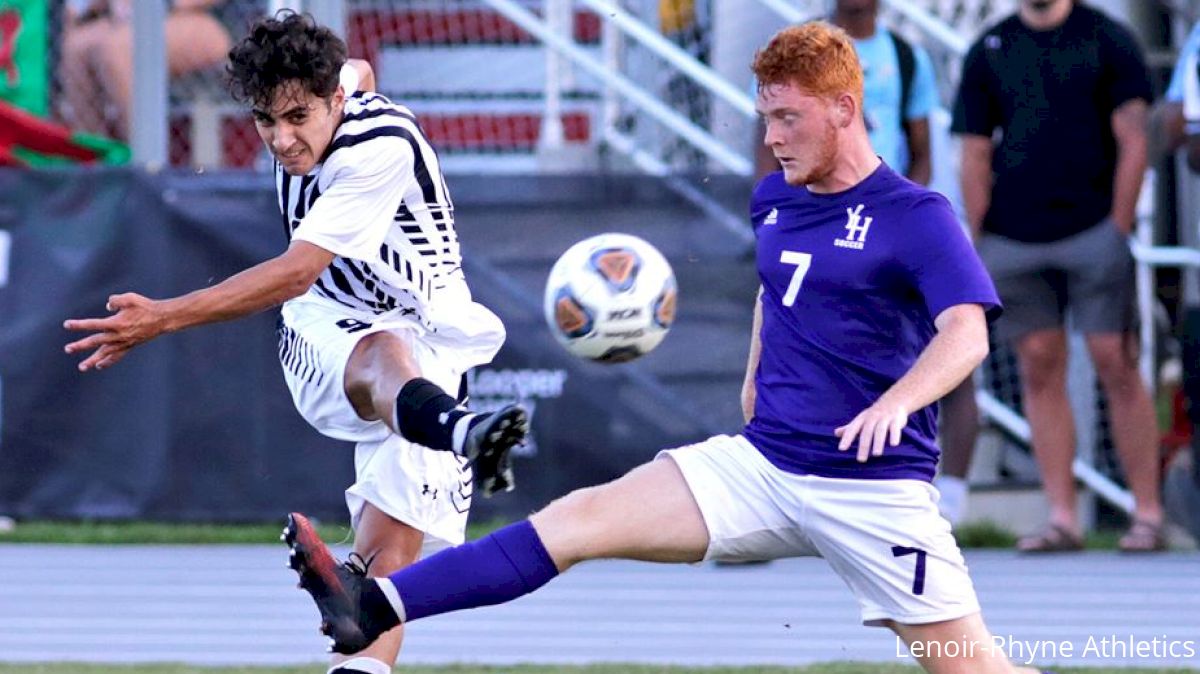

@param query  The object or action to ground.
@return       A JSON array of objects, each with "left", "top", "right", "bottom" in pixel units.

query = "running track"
[{"left": 0, "top": 545, "right": 1197, "bottom": 669}]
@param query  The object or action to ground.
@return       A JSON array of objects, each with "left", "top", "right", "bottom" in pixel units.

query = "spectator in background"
[
  {"left": 754, "top": 0, "right": 979, "bottom": 527},
  {"left": 1157, "top": 20, "right": 1200, "bottom": 543},
  {"left": 953, "top": 0, "right": 1166, "bottom": 552},
  {"left": 1153, "top": 20, "right": 1200, "bottom": 162},
  {"left": 56, "top": 0, "right": 235, "bottom": 141}
]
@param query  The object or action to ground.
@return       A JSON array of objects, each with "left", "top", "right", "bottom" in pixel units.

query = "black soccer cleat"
[
  {"left": 463, "top": 404, "right": 528, "bottom": 497},
  {"left": 282, "top": 512, "right": 390, "bottom": 655}
]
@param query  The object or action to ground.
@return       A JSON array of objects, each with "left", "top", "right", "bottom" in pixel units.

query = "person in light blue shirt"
[
  {"left": 1159, "top": 21, "right": 1200, "bottom": 155},
  {"left": 848, "top": 6, "right": 938, "bottom": 181}
]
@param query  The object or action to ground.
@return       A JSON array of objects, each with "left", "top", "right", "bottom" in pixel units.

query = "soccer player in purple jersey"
[{"left": 284, "top": 22, "right": 1053, "bottom": 673}]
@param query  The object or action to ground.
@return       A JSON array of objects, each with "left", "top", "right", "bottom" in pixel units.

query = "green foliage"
[
  {"left": 952, "top": 520, "right": 1018, "bottom": 548},
  {"left": 0, "top": 520, "right": 353, "bottom": 545}
]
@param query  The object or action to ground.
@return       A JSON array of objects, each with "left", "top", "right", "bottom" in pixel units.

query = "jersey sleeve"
[
  {"left": 1100, "top": 19, "right": 1152, "bottom": 111},
  {"left": 905, "top": 45, "right": 938, "bottom": 121},
  {"left": 896, "top": 195, "right": 1001, "bottom": 322},
  {"left": 950, "top": 39, "right": 998, "bottom": 137},
  {"left": 291, "top": 137, "right": 413, "bottom": 260}
]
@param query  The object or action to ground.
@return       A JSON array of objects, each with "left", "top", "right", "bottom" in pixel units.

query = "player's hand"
[
  {"left": 63, "top": 293, "right": 165, "bottom": 372},
  {"left": 835, "top": 403, "right": 909, "bottom": 463}
]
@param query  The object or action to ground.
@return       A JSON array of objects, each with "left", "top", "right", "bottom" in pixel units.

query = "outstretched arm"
[
  {"left": 835, "top": 303, "right": 989, "bottom": 462},
  {"left": 64, "top": 240, "right": 333, "bottom": 371}
]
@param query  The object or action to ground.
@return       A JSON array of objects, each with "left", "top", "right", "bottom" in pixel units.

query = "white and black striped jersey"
[{"left": 275, "top": 91, "right": 471, "bottom": 329}]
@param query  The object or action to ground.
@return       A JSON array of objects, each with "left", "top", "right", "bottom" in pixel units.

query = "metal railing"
[{"left": 481, "top": 0, "right": 752, "bottom": 175}]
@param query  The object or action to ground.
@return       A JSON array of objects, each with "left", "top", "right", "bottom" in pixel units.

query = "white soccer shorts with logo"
[
  {"left": 276, "top": 296, "right": 505, "bottom": 551},
  {"left": 660, "top": 434, "right": 981, "bottom": 626}
]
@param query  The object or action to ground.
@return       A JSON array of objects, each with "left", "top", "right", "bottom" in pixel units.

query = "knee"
[
  {"left": 345, "top": 332, "right": 417, "bottom": 394},
  {"left": 533, "top": 486, "right": 607, "bottom": 567},
  {"left": 1090, "top": 343, "right": 1139, "bottom": 390},
  {"left": 1017, "top": 342, "right": 1067, "bottom": 391},
  {"left": 354, "top": 332, "right": 415, "bottom": 369}
]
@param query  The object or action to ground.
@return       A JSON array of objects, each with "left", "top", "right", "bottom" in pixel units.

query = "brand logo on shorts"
[
  {"left": 763, "top": 208, "right": 778, "bottom": 226},
  {"left": 835, "top": 204, "right": 872, "bottom": 250}
]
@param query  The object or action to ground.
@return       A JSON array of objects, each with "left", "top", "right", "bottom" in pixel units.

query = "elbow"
[
  {"left": 288, "top": 273, "right": 317, "bottom": 301},
  {"left": 965, "top": 329, "right": 990, "bottom": 369},
  {"left": 971, "top": 338, "right": 989, "bottom": 369},
  {"left": 280, "top": 266, "right": 320, "bottom": 302}
]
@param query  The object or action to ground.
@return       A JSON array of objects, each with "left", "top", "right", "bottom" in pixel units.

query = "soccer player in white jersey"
[
  {"left": 64, "top": 13, "right": 527, "bottom": 674},
  {"left": 282, "top": 23, "right": 1058, "bottom": 674}
]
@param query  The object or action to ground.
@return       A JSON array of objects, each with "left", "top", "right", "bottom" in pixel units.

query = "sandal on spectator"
[
  {"left": 1118, "top": 518, "right": 1167, "bottom": 553},
  {"left": 1016, "top": 523, "right": 1084, "bottom": 553}
]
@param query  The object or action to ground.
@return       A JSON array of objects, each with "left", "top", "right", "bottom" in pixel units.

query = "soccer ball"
[{"left": 543, "top": 233, "right": 677, "bottom": 363}]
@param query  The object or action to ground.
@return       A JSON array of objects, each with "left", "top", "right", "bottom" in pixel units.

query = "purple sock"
[{"left": 382, "top": 519, "right": 559, "bottom": 623}]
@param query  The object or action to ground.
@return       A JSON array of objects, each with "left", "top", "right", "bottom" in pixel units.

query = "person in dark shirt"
[{"left": 952, "top": 0, "right": 1165, "bottom": 552}]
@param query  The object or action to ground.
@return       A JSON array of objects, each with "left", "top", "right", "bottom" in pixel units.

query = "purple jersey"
[{"left": 742, "top": 165, "right": 1000, "bottom": 481}]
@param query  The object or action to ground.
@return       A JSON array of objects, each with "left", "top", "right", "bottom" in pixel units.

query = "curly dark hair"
[{"left": 226, "top": 11, "right": 347, "bottom": 110}]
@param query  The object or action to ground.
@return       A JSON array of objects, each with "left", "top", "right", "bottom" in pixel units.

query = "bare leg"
[
  {"left": 164, "top": 11, "right": 232, "bottom": 77},
  {"left": 891, "top": 613, "right": 1043, "bottom": 674},
  {"left": 57, "top": 20, "right": 110, "bottom": 134},
  {"left": 95, "top": 21, "right": 133, "bottom": 140},
  {"left": 329, "top": 504, "right": 423, "bottom": 670},
  {"left": 1086, "top": 333, "right": 1164, "bottom": 526},
  {"left": 1014, "top": 328, "right": 1080, "bottom": 536},
  {"left": 88, "top": 10, "right": 232, "bottom": 140},
  {"left": 343, "top": 331, "right": 423, "bottom": 434},
  {"left": 531, "top": 456, "right": 710, "bottom": 571},
  {"left": 936, "top": 377, "right": 980, "bottom": 525},
  {"left": 939, "top": 377, "right": 979, "bottom": 479}
]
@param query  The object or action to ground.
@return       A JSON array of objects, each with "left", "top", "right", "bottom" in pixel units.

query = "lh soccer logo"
[{"left": 835, "top": 204, "right": 872, "bottom": 250}]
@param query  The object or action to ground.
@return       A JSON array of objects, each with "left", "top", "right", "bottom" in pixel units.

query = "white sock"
[
  {"left": 934, "top": 475, "right": 969, "bottom": 526},
  {"left": 450, "top": 409, "right": 477, "bottom": 455},
  {"left": 328, "top": 656, "right": 391, "bottom": 674}
]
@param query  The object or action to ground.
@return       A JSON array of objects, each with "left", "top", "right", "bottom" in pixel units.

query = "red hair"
[{"left": 751, "top": 22, "right": 863, "bottom": 106}]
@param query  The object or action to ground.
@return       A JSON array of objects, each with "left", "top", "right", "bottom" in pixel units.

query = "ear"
[{"left": 833, "top": 92, "right": 857, "bottom": 128}]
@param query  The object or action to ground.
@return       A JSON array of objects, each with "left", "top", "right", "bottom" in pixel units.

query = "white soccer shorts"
[
  {"left": 660, "top": 434, "right": 981, "bottom": 626},
  {"left": 276, "top": 297, "right": 503, "bottom": 549},
  {"left": 346, "top": 433, "right": 473, "bottom": 552}
]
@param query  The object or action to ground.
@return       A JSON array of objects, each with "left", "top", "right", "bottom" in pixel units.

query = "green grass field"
[
  {"left": 0, "top": 519, "right": 1129, "bottom": 549},
  {"left": 0, "top": 518, "right": 507, "bottom": 545},
  {"left": 0, "top": 664, "right": 1195, "bottom": 674}
]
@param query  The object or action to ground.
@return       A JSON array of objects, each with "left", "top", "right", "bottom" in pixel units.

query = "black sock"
[
  {"left": 361, "top": 579, "right": 402, "bottom": 627},
  {"left": 394, "top": 378, "right": 475, "bottom": 454}
]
